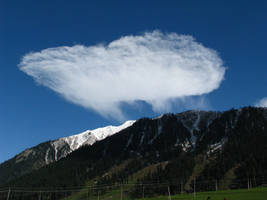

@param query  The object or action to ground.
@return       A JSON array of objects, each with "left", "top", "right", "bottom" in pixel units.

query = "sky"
[{"left": 0, "top": 0, "right": 267, "bottom": 163}]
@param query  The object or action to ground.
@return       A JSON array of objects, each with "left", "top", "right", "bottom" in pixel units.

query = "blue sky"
[{"left": 1, "top": 0, "right": 266, "bottom": 163}]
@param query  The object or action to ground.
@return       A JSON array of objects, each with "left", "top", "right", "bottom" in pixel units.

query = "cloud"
[
  {"left": 255, "top": 97, "right": 267, "bottom": 107},
  {"left": 19, "top": 31, "right": 226, "bottom": 119}
]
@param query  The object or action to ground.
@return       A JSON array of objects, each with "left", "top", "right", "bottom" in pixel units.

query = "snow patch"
[
  {"left": 45, "top": 149, "right": 50, "bottom": 164},
  {"left": 51, "top": 140, "right": 61, "bottom": 161},
  {"left": 139, "top": 132, "right": 145, "bottom": 146},
  {"left": 207, "top": 139, "right": 227, "bottom": 155},
  {"left": 182, "top": 140, "right": 191, "bottom": 151},
  {"left": 192, "top": 111, "right": 201, "bottom": 131},
  {"left": 190, "top": 111, "right": 200, "bottom": 145},
  {"left": 148, "top": 122, "right": 162, "bottom": 144},
  {"left": 126, "top": 134, "right": 133, "bottom": 148}
]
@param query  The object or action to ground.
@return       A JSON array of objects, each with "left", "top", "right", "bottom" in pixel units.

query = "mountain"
[
  {"left": 0, "top": 120, "right": 135, "bottom": 184},
  {"left": 2, "top": 107, "right": 267, "bottom": 198}
]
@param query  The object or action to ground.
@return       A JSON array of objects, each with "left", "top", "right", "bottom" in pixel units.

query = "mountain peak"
[
  {"left": 1, "top": 107, "right": 267, "bottom": 186},
  {"left": 62, "top": 120, "right": 136, "bottom": 151},
  {"left": 0, "top": 120, "right": 136, "bottom": 184}
]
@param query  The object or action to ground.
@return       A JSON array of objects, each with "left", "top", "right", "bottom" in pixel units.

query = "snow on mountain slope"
[
  {"left": 0, "top": 120, "right": 136, "bottom": 184},
  {"left": 62, "top": 120, "right": 136, "bottom": 151},
  {"left": 49, "top": 120, "right": 136, "bottom": 162},
  {"left": 3, "top": 107, "right": 266, "bottom": 185},
  {"left": 174, "top": 110, "right": 219, "bottom": 146}
]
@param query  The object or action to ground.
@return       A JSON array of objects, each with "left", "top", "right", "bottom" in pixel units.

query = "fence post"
[
  {"left": 194, "top": 178, "right": 196, "bottom": 199},
  {"left": 254, "top": 176, "right": 256, "bottom": 187},
  {"left": 181, "top": 181, "right": 183, "bottom": 194},
  {"left": 6, "top": 188, "right": 10, "bottom": 200},
  {"left": 167, "top": 186, "right": 171, "bottom": 200},
  {"left": 39, "top": 191, "right": 42, "bottom": 200},
  {"left": 120, "top": 185, "right": 123, "bottom": 200},
  {"left": 142, "top": 185, "right": 145, "bottom": 199},
  {"left": 215, "top": 180, "right": 218, "bottom": 192},
  {"left": 248, "top": 178, "right": 250, "bottom": 190},
  {"left": 87, "top": 187, "right": 89, "bottom": 200}
]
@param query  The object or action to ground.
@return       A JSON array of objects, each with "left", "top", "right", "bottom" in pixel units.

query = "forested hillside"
[{"left": 2, "top": 107, "right": 267, "bottom": 199}]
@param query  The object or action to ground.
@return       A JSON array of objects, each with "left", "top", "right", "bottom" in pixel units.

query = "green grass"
[
  {"left": 144, "top": 187, "right": 267, "bottom": 200},
  {"left": 63, "top": 187, "right": 267, "bottom": 200}
]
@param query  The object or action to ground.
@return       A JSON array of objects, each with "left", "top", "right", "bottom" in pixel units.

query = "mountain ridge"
[
  {"left": 0, "top": 120, "right": 135, "bottom": 184},
  {"left": 1, "top": 107, "right": 267, "bottom": 189}
]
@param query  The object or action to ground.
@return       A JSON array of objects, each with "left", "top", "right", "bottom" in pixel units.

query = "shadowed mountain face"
[
  {"left": 1, "top": 107, "right": 267, "bottom": 190},
  {"left": 0, "top": 121, "right": 135, "bottom": 184}
]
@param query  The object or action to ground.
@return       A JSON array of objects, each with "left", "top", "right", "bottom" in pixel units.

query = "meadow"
[{"left": 64, "top": 187, "right": 267, "bottom": 200}]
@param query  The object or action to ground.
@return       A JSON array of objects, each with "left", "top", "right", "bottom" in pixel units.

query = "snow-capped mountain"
[
  {"left": 1, "top": 107, "right": 266, "bottom": 186},
  {"left": 0, "top": 120, "right": 135, "bottom": 183},
  {"left": 49, "top": 120, "right": 135, "bottom": 162},
  {"left": 4, "top": 107, "right": 266, "bottom": 190},
  {"left": 63, "top": 120, "right": 136, "bottom": 151}
]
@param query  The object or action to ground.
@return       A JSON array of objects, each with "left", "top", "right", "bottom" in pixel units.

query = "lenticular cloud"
[{"left": 19, "top": 31, "right": 226, "bottom": 119}]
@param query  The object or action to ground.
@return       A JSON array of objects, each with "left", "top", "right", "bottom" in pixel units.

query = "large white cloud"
[
  {"left": 19, "top": 31, "right": 226, "bottom": 119},
  {"left": 256, "top": 97, "right": 267, "bottom": 107}
]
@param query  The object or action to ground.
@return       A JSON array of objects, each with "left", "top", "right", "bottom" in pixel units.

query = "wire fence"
[{"left": 1, "top": 176, "right": 267, "bottom": 200}]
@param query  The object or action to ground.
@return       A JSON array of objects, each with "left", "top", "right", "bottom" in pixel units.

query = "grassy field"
[
  {"left": 146, "top": 187, "right": 267, "bottom": 200},
  {"left": 63, "top": 187, "right": 267, "bottom": 200}
]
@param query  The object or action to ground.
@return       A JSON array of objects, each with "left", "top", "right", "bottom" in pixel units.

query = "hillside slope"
[
  {"left": 0, "top": 120, "right": 135, "bottom": 184},
  {"left": 3, "top": 107, "right": 267, "bottom": 194}
]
